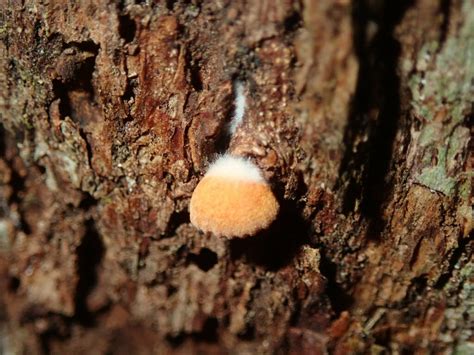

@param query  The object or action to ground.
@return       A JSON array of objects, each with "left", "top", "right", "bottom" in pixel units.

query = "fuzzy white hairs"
[
  {"left": 228, "top": 80, "right": 246, "bottom": 134},
  {"left": 205, "top": 155, "right": 264, "bottom": 183}
]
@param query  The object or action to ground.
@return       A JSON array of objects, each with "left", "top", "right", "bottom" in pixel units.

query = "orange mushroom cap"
[{"left": 190, "top": 155, "right": 279, "bottom": 238}]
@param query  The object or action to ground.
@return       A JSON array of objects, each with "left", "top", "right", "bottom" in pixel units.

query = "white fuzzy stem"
[{"left": 229, "top": 80, "right": 246, "bottom": 134}]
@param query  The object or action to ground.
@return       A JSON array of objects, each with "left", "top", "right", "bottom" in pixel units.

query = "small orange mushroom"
[{"left": 190, "top": 155, "right": 279, "bottom": 238}]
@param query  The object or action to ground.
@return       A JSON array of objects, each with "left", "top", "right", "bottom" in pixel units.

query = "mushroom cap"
[{"left": 190, "top": 156, "right": 279, "bottom": 238}]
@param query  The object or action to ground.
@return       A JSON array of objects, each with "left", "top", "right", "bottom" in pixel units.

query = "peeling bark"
[{"left": 0, "top": 0, "right": 472, "bottom": 354}]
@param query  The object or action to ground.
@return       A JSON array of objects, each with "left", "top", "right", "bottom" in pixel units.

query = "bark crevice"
[
  {"left": 74, "top": 219, "right": 104, "bottom": 325},
  {"left": 339, "top": 1, "right": 414, "bottom": 233}
]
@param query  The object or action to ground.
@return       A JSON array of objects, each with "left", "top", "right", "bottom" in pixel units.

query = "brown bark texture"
[{"left": 0, "top": 0, "right": 473, "bottom": 353}]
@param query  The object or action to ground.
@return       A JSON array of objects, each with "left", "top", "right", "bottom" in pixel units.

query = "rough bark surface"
[{"left": 0, "top": 0, "right": 472, "bottom": 354}]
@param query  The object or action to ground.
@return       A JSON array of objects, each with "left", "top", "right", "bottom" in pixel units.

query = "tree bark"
[{"left": 0, "top": 0, "right": 472, "bottom": 353}]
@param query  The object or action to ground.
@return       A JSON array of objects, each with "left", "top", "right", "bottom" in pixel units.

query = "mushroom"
[{"left": 190, "top": 155, "right": 279, "bottom": 238}]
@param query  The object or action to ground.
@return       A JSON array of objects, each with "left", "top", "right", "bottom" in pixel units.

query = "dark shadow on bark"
[
  {"left": 434, "top": 232, "right": 473, "bottom": 289},
  {"left": 439, "top": 0, "right": 452, "bottom": 46},
  {"left": 229, "top": 197, "right": 310, "bottom": 271},
  {"left": 186, "top": 49, "right": 204, "bottom": 92},
  {"left": 187, "top": 247, "right": 218, "bottom": 272},
  {"left": 318, "top": 253, "right": 354, "bottom": 314},
  {"left": 74, "top": 219, "right": 104, "bottom": 325},
  {"left": 165, "top": 209, "right": 190, "bottom": 238},
  {"left": 338, "top": 0, "right": 414, "bottom": 240},
  {"left": 118, "top": 13, "right": 137, "bottom": 44},
  {"left": 52, "top": 41, "right": 99, "bottom": 120}
]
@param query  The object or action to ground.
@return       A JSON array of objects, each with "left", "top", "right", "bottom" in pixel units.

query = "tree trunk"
[{"left": 0, "top": 0, "right": 472, "bottom": 353}]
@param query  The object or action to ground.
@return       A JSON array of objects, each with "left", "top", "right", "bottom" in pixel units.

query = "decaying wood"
[{"left": 0, "top": 0, "right": 472, "bottom": 353}]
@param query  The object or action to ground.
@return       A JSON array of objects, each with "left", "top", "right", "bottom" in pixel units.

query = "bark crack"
[
  {"left": 338, "top": 0, "right": 414, "bottom": 238},
  {"left": 74, "top": 218, "right": 104, "bottom": 325}
]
